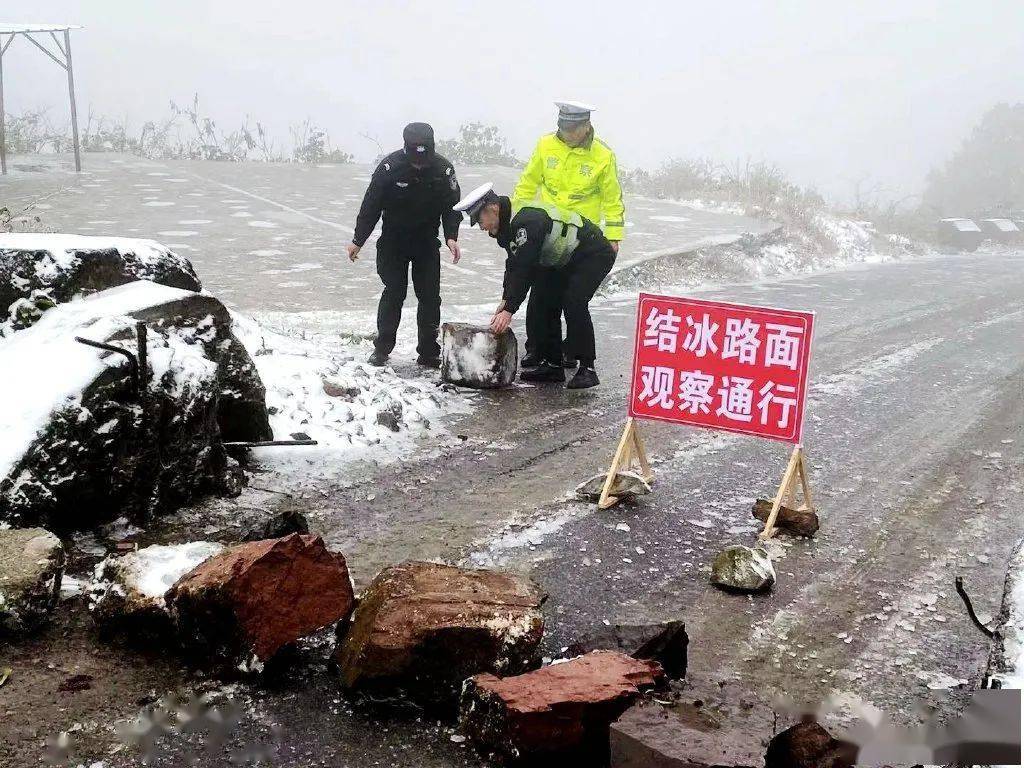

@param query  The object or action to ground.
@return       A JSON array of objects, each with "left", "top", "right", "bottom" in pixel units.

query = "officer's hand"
[
  {"left": 346, "top": 243, "right": 361, "bottom": 262},
  {"left": 610, "top": 241, "right": 620, "bottom": 254},
  {"left": 447, "top": 238, "right": 461, "bottom": 264},
  {"left": 490, "top": 310, "right": 512, "bottom": 334}
]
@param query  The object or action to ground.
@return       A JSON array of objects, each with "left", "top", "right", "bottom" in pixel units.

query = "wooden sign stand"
[
  {"left": 758, "top": 444, "right": 813, "bottom": 539},
  {"left": 597, "top": 417, "right": 654, "bottom": 509}
]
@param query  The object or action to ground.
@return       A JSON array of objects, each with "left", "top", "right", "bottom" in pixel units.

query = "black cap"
[{"left": 403, "top": 122, "right": 435, "bottom": 159}]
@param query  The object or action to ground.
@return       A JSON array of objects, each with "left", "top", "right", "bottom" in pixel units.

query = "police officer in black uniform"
[
  {"left": 453, "top": 183, "right": 616, "bottom": 389},
  {"left": 345, "top": 123, "right": 462, "bottom": 367}
]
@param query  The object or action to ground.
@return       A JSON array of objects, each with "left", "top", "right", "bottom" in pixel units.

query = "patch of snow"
[{"left": 229, "top": 311, "right": 469, "bottom": 477}]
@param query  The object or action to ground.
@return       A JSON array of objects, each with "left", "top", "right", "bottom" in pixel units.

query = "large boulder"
[
  {"left": 610, "top": 684, "right": 778, "bottom": 768},
  {"left": 710, "top": 545, "right": 776, "bottom": 593},
  {"left": 0, "top": 527, "right": 65, "bottom": 634},
  {"left": 441, "top": 323, "right": 518, "bottom": 389},
  {"left": 89, "top": 541, "right": 224, "bottom": 637},
  {"left": 166, "top": 534, "right": 355, "bottom": 671},
  {"left": 0, "top": 281, "right": 269, "bottom": 529},
  {"left": 335, "top": 560, "right": 545, "bottom": 709},
  {"left": 0, "top": 233, "right": 201, "bottom": 319},
  {"left": 459, "top": 650, "right": 665, "bottom": 764}
]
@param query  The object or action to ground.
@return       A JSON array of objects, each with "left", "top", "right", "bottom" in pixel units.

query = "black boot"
[
  {"left": 521, "top": 352, "right": 542, "bottom": 367},
  {"left": 416, "top": 354, "right": 441, "bottom": 369},
  {"left": 521, "top": 361, "right": 566, "bottom": 383},
  {"left": 566, "top": 364, "right": 600, "bottom": 389},
  {"left": 367, "top": 349, "right": 389, "bottom": 367}
]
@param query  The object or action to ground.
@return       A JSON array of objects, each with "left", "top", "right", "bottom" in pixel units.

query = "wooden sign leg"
[
  {"left": 598, "top": 418, "right": 635, "bottom": 510},
  {"left": 630, "top": 422, "right": 653, "bottom": 483},
  {"left": 759, "top": 445, "right": 802, "bottom": 539}
]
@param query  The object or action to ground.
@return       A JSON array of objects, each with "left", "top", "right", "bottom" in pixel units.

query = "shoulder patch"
[
  {"left": 445, "top": 166, "right": 452, "bottom": 176},
  {"left": 383, "top": 161, "right": 391, "bottom": 171},
  {"left": 510, "top": 227, "right": 529, "bottom": 253}
]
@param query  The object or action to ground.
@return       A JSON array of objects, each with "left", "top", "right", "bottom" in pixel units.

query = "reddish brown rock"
[
  {"left": 459, "top": 650, "right": 665, "bottom": 764},
  {"left": 335, "top": 560, "right": 544, "bottom": 709},
  {"left": 166, "top": 534, "right": 354, "bottom": 668},
  {"left": 752, "top": 498, "right": 819, "bottom": 537},
  {"left": 765, "top": 721, "right": 857, "bottom": 768}
]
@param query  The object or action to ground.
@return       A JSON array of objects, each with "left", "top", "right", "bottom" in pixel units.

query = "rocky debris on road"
[
  {"left": 710, "top": 545, "right": 776, "bottom": 593},
  {"left": 240, "top": 510, "right": 310, "bottom": 542},
  {"left": 752, "top": 499, "right": 819, "bottom": 537},
  {"left": 0, "top": 527, "right": 64, "bottom": 634},
  {"left": 336, "top": 560, "right": 545, "bottom": 709},
  {"left": 459, "top": 650, "right": 665, "bottom": 764},
  {"left": 89, "top": 541, "right": 224, "bottom": 637},
  {"left": 610, "top": 683, "right": 779, "bottom": 768},
  {"left": 575, "top": 471, "right": 652, "bottom": 503},
  {"left": 0, "top": 281, "right": 269, "bottom": 530},
  {"left": 166, "top": 534, "right": 354, "bottom": 671},
  {"left": 0, "top": 233, "right": 201, "bottom": 323},
  {"left": 985, "top": 534, "right": 1024, "bottom": 688},
  {"left": 563, "top": 620, "right": 688, "bottom": 680},
  {"left": 441, "top": 323, "right": 518, "bottom": 389},
  {"left": 764, "top": 721, "right": 856, "bottom": 768}
]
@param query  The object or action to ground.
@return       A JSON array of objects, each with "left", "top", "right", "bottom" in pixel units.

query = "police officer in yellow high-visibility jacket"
[{"left": 512, "top": 101, "right": 625, "bottom": 367}]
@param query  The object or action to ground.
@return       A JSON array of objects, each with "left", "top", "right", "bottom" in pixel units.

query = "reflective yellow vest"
[
  {"left": 520, "top": 202, "right": 584, "bottom": 268},
  {"left": 512, "top": 131, "right": 626, "bottom": 242}
]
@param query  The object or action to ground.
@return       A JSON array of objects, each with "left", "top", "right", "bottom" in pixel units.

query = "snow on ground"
[
  {"left": 0, "top": 281, "right": 200, "bottom": 480},
  {"left": 230, "top": 310, "right": 470, "bottom": 478},
  {"left": 990, "top": 536, "right": 1024, "bottom": 689}
]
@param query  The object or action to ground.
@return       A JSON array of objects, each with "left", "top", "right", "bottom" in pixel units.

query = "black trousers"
[
  {"left": 530, "top": 243, "right": 616, "bottom": 364},
  {"left": 375, "top": 236, "right": 441, "bottom": 357}
]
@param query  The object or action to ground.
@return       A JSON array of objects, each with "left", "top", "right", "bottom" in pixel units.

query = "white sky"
[{"left": 4, "top": 1, "right": 1023, "bottom": 203}]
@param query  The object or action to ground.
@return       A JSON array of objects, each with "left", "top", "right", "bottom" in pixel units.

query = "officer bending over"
[
  {"left": 454, "top": 183, "right": 615, "bottom": 389},
  {"left": 345, "top": 122, "right": 462, "bottom": 368}
]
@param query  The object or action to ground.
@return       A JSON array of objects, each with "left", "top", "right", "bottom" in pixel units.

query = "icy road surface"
[{"left": 1, "top": 153, "right": 773, "bottom": 314}]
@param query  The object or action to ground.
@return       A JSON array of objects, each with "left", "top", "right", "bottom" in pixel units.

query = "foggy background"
[{"left": 4, "top": 1, "right": 1023, "bottom": 203}]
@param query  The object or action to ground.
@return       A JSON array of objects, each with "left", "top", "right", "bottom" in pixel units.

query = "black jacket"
[
  {"left": 352, "top": 149, "right": 462, "bottom": 247},
  {"left": 493, "top": 198, "right": 610, "bottom": 314}
]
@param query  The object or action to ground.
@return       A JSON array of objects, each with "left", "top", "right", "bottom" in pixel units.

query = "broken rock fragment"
[
  {"left": 441, "top": 323, "right": 518, "bottom": 389},
  {"left": 611, "top": 680, "right": 779, "bottom": 767},
  {"left": 89, "top": 541, "right": 224, "bottom": 636},
  {"left": 564, "top": 620, "right": 688, "bottom": 679},
  {"left": 335, "top": 560, "right": 544, "bottom": 709},
  {"left": 0, "top": 527, "right": 64, "bottom": 634},
  {"left": 459, "top": 650, "right": 665, "bottom": 764},
  {"left": 166, "top": 534, "right": 354, "bottom": 670},
  {"left": 240, "top": 510, "right": 309, "bottom": 542},
  {"left": 710, "top": 545, "right": 776, "bottom": 593},
  {"left": 575, "top": 471, "right": 652, "bottom": 503},
  {"left": 752, "top": 498, "right": 819, "bottom": 537},
  {"left": 764, "top": 721, "right": 857, "bottom": 768}
]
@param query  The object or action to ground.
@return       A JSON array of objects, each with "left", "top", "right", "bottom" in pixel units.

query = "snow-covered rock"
[
  {"left": 710, "top": 545, "right": 776, "bottom": 593},
  {"left": 440, "top": 322, "right": 518, "bottom": 389},
  {"left": 0, "top": 527, "right": 64, "bottom": 634},
  {"left": 987, "top": 534, "right": 1024, "bottom": 689},
  {"left": 0, "top": 233, "right": 201, "bottom": 331},
  {"left": 89, "top": 541, "right": 224, "bottom": 635},
  {"left": 0, "top": 281, "right": 268, "bottom": 529}
]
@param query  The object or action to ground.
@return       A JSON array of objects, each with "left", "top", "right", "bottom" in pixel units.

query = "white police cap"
[
  {"left": 555, "top": 100, "right": 595, "bottom": 122},
  {"left": 453, "top": 182, "right": 498, "bottom": 225}
]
